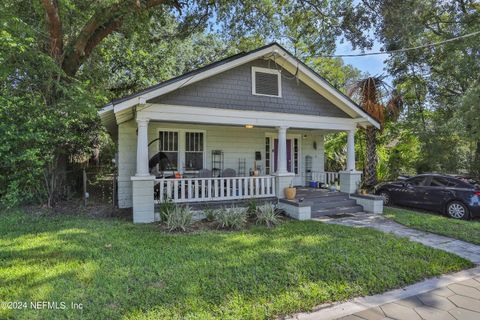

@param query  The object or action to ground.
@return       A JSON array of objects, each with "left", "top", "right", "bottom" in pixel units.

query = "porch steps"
[
  {"left": 311, "top": 205, "right": 364, "bottom": 217},
  {"left": 296, "top": 189, "right": 364, "bottom": 218}
]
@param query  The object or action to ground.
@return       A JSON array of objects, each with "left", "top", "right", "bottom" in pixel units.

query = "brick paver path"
[{"left": 340, "top": 277, "right": 480, "bottom": 320}]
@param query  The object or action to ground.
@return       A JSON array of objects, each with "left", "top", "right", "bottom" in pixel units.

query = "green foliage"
[
  {"left": 0, "top": 209, "right": 472, "bottom": 319},
  {"left": 385, "top": 207, "right": 480, "bottom": 245},
  {"left": 0, "top": 76, "right": 101, "bottom": 207},
  {"left": 246, "top": 198, "right": 257, "bottom": 216},
  {"left": 159, "top": 199, "right": 176, "bottom": 222},
  {"left": 324, "top": 132, "right": 347, "bottom": 172},
  {"left": 307, "top": 57, "right": 362, "bottom": 92},
  {"left": 213, "top": 206, "right": 248, "bottom": 230},
  {"left": 255, "top": 203, "right": 280, "bottom": 227},
  {"left": 363, "top": 0, "right": 480, "bottom": 177},
  {"left": 203, "top": 207, "right": 216, "bottom": 221},
  {"left": 165, "top": 206, "right": 193, "bottom": 232}
]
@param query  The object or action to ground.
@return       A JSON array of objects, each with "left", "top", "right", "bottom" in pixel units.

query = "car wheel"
[
  {"left": 379, "top": 191, "right": 391, "bottom": 206},
  {"left": 446, "top": 201, "right": 469, "bottom": 220}
]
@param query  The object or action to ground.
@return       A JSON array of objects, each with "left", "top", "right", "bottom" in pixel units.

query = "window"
[
  {"left": 430, "top": 177, "right": 456, "bottom": 187},
  {"left": 265, "top": 137, "right": 271, "bottom": 174},
  {"left": 293, "top": 138, "right": 299, "bottom": 174},
  {"left": 159, "top": 131, "right": 178, "bottom": 171},
  {"left": 158, "top": 130, "right": 205, "bottom": 172},
  {"left": 252, "top": 67, "right": 281, "bottom": 97},
  {"left": 406, "top": 176, "right": 428, "bottom": 186},
  {"left": 185, "top": 132, "right": 204, "bottom": 171}
]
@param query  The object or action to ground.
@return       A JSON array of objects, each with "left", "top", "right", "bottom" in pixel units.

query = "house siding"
[
  {"left": 117, "top": 121, "right": 325, "bottom": 208},
  {"left": 149, "top": 59, "right": 350, "bottom": 118}
]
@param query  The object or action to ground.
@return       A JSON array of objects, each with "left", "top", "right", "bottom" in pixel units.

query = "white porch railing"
[
  {"left": 311, "top": 171, "right": 340, "bottom": 185},
  {"left": 154, "top": 176, "right": 276, "bottom": 203}
]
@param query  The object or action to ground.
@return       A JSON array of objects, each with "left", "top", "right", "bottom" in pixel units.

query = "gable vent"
[{"left": 252, "top": 67, "right": 281, "bottom": 97}]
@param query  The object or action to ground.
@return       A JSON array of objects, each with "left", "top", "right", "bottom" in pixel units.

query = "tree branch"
[
  {"left": 40, "top": 0, "right": 63, "bottom": 62},
  {"left": 62, "top": 0, "right": 182, "bottom": 77}
]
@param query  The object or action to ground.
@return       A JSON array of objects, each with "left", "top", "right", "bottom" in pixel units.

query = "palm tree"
[{"left": 348, "top": 76, "right": 402, "bottom": 187}]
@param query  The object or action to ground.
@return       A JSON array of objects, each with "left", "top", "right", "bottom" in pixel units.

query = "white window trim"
[
  {"left": 265, "top": 132, "right": 301, "bottom": 176},
  {"left": 157, "top": 128, "right": 206, "bottom": 173},
  {"left": 251, "top": 66, "right": 282, "bottom": 98}
]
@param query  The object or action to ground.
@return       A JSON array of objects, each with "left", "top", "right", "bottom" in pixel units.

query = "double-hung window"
[
  {"left": 159, "top": 131, "right": 178, "bottom": 171},
  {"left": 158, "top": 130, "right": 205, "bottom": 172},
  {"left": 185, "top": 132, "right": 204, "bottom": 171}
]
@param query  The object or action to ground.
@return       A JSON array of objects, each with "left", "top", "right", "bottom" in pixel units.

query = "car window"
[
  {"left": 454, "top": 178, "right": 478, "bottom": 189},
  {"left": 407, "top": 176, "right": 428, "bottom": 186},
  {"left": 430, "top": 177, "right": 454, "bottom": 187}
]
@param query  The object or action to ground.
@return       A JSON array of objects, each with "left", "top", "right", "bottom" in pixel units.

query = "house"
[{"left": 99, "top": 43, "right": 380, "bottom": 223}]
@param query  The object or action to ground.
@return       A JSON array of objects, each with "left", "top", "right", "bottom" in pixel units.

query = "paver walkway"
[
  {"left": 339, "top": 275, "right": 480, "bottom": 320},
  {"left": 289, "top": 267, "right": 480, "bottom": 320},
  {"left": 315, "top": 213, "right": 480, "bottom": 264},
  {"left": 288, "top": 213, "right": 480, "bottom": 320}
]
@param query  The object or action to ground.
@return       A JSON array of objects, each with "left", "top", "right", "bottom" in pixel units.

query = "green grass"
[
  {"left": 385, "top": 207, "right": 480, "bottom": 245},
  {"left": 0, "top": 209, "right": 472, "bottom": 320}
]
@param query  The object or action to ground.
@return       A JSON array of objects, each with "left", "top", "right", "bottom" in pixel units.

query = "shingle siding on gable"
[{"left": 149, "top": 59, "right": 351, "bottom": 118}]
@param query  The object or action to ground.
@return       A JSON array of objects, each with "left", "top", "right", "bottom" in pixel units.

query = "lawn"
[
  {"left": 385, "top": 207, "right": 480, "bottom": 245},
  {"left": 0, "top": 209, "right": 472, "bottom": 320}
]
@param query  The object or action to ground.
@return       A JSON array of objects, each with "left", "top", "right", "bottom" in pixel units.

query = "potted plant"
[{"left": 284, "top": 181, "right": 296, "bottom": 200}]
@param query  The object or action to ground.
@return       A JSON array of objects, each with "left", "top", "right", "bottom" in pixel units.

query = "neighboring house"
[{"left": 100, "top": 43, "right": 379, "bottom": 223}]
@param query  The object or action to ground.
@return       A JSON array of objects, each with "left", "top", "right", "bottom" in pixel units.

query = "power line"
[{"left": 326, "top": 30, "right": 480, "bottom": 58}]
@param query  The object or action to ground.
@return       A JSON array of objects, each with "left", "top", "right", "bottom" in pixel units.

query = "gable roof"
[{"left": 100, "top": 42, "right": 380, "bottom": 129}]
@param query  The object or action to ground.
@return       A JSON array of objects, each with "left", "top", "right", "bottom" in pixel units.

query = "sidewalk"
[
  {"left": 288, "top": 214, "right": 480, "bottom": 320},
  {"left": 289, "top": 267, "right": 480, "bottom": 320}
]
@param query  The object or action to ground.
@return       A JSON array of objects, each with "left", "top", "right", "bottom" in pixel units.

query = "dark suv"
[{"left": 374, "top": 174, "right": 480, "bottom": 219}]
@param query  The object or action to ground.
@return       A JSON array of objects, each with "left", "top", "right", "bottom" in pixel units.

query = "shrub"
[
  {"left": 214, "top": 206, "right": 247, "bottom": 230},
  {"left": 165, "top": 206, "right": 193, "bottom": 232},
  {"left": 246, "top": 198, "right": 257, "bottom": 216},
  {"left": 203, "top": 208, "right": 216, "bottom": 222},
  {"left": 255, "top": 203, "right": 280, "bottom": 227},
  {"left": 159, "top": 199, "right": 176, "bottom": 221}
]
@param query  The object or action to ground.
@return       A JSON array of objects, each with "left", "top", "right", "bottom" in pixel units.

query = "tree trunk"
[{"left": 364, "top": 126, "right": 378, "bottom": 187}]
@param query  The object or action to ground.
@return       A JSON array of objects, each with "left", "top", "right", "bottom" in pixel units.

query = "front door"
[{"left": 273, "top": 139, "right": 292, "bottom": 172}]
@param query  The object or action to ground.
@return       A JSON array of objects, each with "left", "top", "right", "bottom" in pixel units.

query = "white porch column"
[
  {"left": 136, "top": 118, "right": 150, "bottom": 176},
  {"left": 340, "top": 128, "right": 362, "bottom": 194},
  {"left": 346, "top": 129, "right": 356, "bottom": 171},
  {"left": 131, "top": 117, "right": 155, "bottom": 223},
  {"left": 274, "top": 125, "right": 294, "bottom": 198},
  {"left": 276, "top": 126, "right": 288, "bottom": 174}
]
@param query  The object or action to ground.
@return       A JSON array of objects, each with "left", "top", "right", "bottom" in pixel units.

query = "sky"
[{"left": 334, "top": 38, "right": 390, "bottom": 79}]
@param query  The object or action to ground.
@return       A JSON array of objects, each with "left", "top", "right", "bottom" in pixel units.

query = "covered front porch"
[{"left": 128, "top": 104, "right": 363, "bottom": 222}]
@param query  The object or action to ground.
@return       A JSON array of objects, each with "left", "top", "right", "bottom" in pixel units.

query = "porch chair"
[
  {"left": 222, "top": 168, "right": 236, "bottom": 177},
  {"left": 197, "top": 169, "right": 212, "bottom": 178}
]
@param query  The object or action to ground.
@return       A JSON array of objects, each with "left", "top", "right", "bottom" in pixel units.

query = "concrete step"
[
  {"left": 311, "top": 199, "right": 357, "bottom": 210},
  {"left": 311, "top": 205, "right": 364, "bottom": 217},
  {"left": 303, "top": 194, "right": 351, "bottom": 203},
  {"left": 297, "top": 188, "right": 348, "bottom": 197},
  {"left": 296, "top": 191, "right": 349, "bottom": 200}
]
